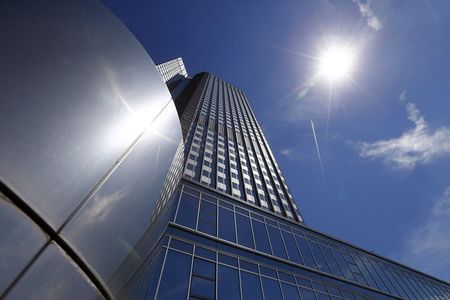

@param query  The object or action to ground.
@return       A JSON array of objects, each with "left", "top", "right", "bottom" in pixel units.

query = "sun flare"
[{"left": 318, "top": 45, "right": 356, "bottom": 82}]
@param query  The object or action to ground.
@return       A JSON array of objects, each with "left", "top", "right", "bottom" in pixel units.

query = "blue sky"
[{"left": 103, "top": 0, "right": 450, "bottom": 281}]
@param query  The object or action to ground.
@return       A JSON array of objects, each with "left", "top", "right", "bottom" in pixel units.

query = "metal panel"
[
  {"left": 0, "top": 196, "right": 47, "bottom": 295},
  {"left": 4, "top": 243, "right": 104, "bottom": 300},
  {"left": 0, "top": 0, "right": 172, "bottom": 229},
  {"left": 62, "top": 101, "right": 183, "bottom": 297}
]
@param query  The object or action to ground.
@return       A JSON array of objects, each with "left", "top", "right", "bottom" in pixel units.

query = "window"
[
  {"left": 218, "top": 207, "right": 236, "bottom": 243},
  {"left": 299, "top": 287, "right": 317, "bottom": 300},
  {"left": 281, "top": 282, "right": 301, "bottom": 300},
  {"left": 156, "top": 250, "right": 191, "bottom": 300},
  {"left": 190, "top": 258, "right": 215, "bottom": 300},
  {"left": 281, "top": 230, "right": 304, "bottom": 265},
  {"left": 267, "top": 225, "right": 288, "bottom": 260},
  {"left": 236, "top": 214, "right": 255, "bottom": 249},
  {"left": 240, "top": 271, "right": 263, "bottom": 300},
  {"left": 251, "top": 219, "right": 272, "bottom": 255},
  {"left": 261, "top": 277, "right": 283, "bottom": 300},
  {"left": 176, "top": 193, "right": 199, "bottom": 229},
  {"left": 218, "top": 265, "right": 240, "bottom": 300},
  {"left": 197, "top": 200, "right": 217, "bottom": 236},
  {"left": 309, "top": 241, "right": 331, "bottom": 273},
  {"left": 295, "top": 235, "right": 317, "bottom": 269}
]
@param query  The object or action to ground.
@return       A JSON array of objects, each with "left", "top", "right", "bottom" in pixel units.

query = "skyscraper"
[{"left": 140, "top": 59, "right": 450, "bottom": 300}]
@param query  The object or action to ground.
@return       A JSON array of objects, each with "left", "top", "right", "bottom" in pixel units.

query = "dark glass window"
[
  {"left": 156, "top": 250, "right": 191, "bottom": 300},
  {"left": 342, "top": 291, "right": 356, "bottom": 300},
  {"left": 261, "top": 277, "right": 283, "bottom": 300},
  {"left": 252, "top": 219, "right": 272, "bottom": 255},
  {"left": 236, "top": 214, "right": 255, "bottom": 249},
  {"left": 198, "top": 200, "right": 217, "bottom": 236},
  {"left": 279, "top": 272, "right": 295, "bottom": 284},
  {"left": 195, "top": 246, "right": 216, "bottom": 261},
  {"left": 309, "top": 241, "right": 331, "bottom": 273},
  {"left": 316, "top": 292, "right": 331, "bottom": 300},
  {"left": 320, "top": 245, "right": 343, "bottom": 277},
  {"left": 299, "top": 287, "right": 317, "bottom": 300},
  {"left": 332, "top": 249, "right": 355, "bottom": 281},
  {"left": 218, "top": 253, "right": 238, "bottom": 267},
  {"left": 218, "top": 207, "right": 236, "bottom": 243},
  {"left": 218, "top": 265, "right": 240, "bottom": 300},
  {"left": 176, "top": 193, "right": 199, "bottom": 229},
  {"left": 170, "top": 238, "right": 194, "bottom": 254},
  {"left": 240, "top": 271, "right": 263, "bottom": 300},
  {"left": 240, "top": 260, "right": 258, "bottom": 273},
  {"left": 190, "top": 276, "right": 215, "bottom": 300},
  {"left": 267, "top": 225, "right": 288, "bottom": 259},
  {"left": 295, "top": 235, "right": 317, "bottom": 269},
  {"left": 281, "top": 282, "right": 301, "bottom": 300},
  {"left": 352, "top": 255, "right": 377, "bottom": 289},
  {"left": 281, "top": 230, "right": 304, "bottom": 265},
  {"left": 191, "top": 258, "right": 216, "bottom": 299},
  {"left": 193, "top": 258, "right": 215, "bottom": 279}
]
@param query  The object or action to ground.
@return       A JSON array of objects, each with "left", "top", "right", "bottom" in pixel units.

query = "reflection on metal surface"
[
  {"left": 62, "top": 102, "right": 183, "bottom": 297},
  {"left": 0, "top": 194, "right": 47, "bottom": 295},
  {"left": 0, "top": 0, "right": 171, "bottom": 229},
  {"left": 5, "top": 243, "right": 104, "bottom": 300},
  {"left": 1, "top": 0, "right": 184, "bottom": 298}
]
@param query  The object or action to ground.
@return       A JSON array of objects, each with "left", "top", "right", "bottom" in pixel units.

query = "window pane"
[
  {"left": 281, "top": 231, "right": 303, "bottom": 265},
  {"left": 218, "top": 265, "right": 240, "bottom": 300},
  {"left": 176, "top": 193, "right": 199, "bottom": 229},
  {"left": 252, "top": 219, "right": 272, "bottom": 255},
  {"left": 218, "top": 207, "right": 236, "bottom": 243},
  {"left": 295, "top": 235, "right": 317, "bottom": 269},
  {"left": 309, "top": 241, "right": 331, "bottom": 273},
  {"left": 261, "top": 277, "right": 283, "bottom": 300},
  {"left": 190, "top": 276, "right": 215, "bottom": 299},
  {"left": 332, "top": 249, "right": 355, "bottom": 281},
  {"left": 281, "top": 282, "right": 301, "bottom": 300},
  {"left": 156, "top": 250, "right": 191, "bottom": 300},
  {"left": 240, "top": 271, "right": 263, "bottom": 300},
  {"left": 320, "top": 245, "right": 343, "bottom": 277},
  {"left": 299, "top": 287, "right": 317, "bottom": 300},
  {"left": 193, "top": 258, "right": 215, "bottom": 280},
  {"left": 236, "top": 214, "right": 255, "bottom": 249},
  {"left": 267, "top": 226, "right": 288, "bottom": 259}
]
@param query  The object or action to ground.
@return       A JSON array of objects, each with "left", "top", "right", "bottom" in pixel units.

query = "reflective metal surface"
[
  {"left": 0, "top": 195, "right": 47, "bottom": 295},
  {"left": 62, "top": 101, "right": 183, "bottom": 295},
  {"left": 5, "top": 243, "right": 103, "bottom": 300},
  {"left": 0, "top": 0, "right": 172, "bottom": 229}
]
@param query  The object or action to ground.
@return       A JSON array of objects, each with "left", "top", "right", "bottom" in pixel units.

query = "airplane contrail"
[{"left": 310, "top": 120, "right": 324, "bottom": 176}]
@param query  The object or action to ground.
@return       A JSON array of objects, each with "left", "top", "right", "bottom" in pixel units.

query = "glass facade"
[
  {"left": 181, "top": 73, "right": 303, "bottom": 223},
  {"left": 167, "top": 181, "right": 450, "bottom": 300}
]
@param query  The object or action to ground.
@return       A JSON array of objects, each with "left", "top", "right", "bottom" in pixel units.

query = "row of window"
[
  {"left": 156, "top": 58, "right": 187, "bottom": 82},
  {"left": 173, "top": 183, "right": 450, "bottom": 300},
  {"left": 154, "top": 236, "right": 387, "bottom": 300},
  {"left": 183, "top": 74, "right": 301, "bottom": 221}
]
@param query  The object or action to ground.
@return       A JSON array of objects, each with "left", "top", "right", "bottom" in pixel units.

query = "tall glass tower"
[{"left": 123, "top": 59, "right": 450, "bottom": 300}]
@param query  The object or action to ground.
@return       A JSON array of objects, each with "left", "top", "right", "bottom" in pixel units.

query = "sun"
[{"left": 318, "top": 45, "right": 356, "bottom": 82}]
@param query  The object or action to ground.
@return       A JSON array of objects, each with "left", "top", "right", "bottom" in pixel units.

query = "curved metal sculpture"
[{"left": 0, "top": 1, "right": 183, "bottom": 298}]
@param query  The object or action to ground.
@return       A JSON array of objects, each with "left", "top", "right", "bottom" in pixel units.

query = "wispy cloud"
[
  {"left": 280, "top": 148, "right": 300, "bottom": 160},
  {"left": 397, "top": 187, "right": 450, "bottom": 280},
  {"left": 352, "top": 0, "right": 383, "bottom": 31},
  {"left": 355, "top": 93, "right": 450, "bottom": 170}
]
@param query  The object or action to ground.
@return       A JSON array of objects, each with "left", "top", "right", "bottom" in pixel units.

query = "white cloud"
[
  {"left": 397, "top": 187, "right": 450, "bottom": 280},
  {"left": 352, "top": 0, "right": 383, "bottom": 31},
  {"left": 356, "top": 94, "right": 450, "bottom": 170},
  {"left": 280, "top": 148, "right": 300, "bottom": 160}
]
